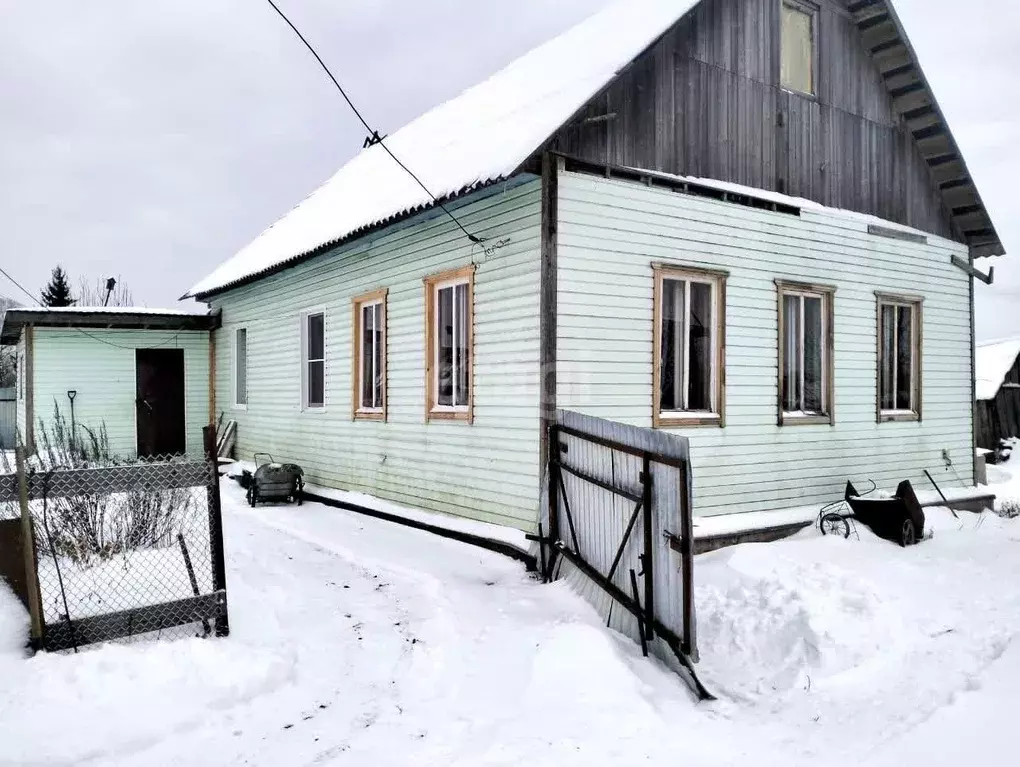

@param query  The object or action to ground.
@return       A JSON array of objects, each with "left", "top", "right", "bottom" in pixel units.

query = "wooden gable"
[{"left": 544, "top": 0, "right": 998, "bottom": 253}]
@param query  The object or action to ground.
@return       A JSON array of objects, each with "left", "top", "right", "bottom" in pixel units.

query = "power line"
[
  {"left": 0, "top": 266, "right": 182, "bottom": 351},
  {"left": 262, "top": 0, "right": 484, "bottom": 244}
]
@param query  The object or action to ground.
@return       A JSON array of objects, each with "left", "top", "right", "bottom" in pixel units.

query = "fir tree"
[{"left": 40, "top": 266, "right": 75, "bottom": 307}]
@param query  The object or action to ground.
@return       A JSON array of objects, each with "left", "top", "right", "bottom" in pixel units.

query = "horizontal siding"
[
  {"left": 210, "top": 180, "right": 543, "bottom": 530},
  {"left": 15, "top": 334, "right": 26, "bottom": 446},
  {"left": 557, "top": 171, "right": 974, "bottom": 518},
  {"left": 31, "top": 329, "right": 210, "bottom": 458}
]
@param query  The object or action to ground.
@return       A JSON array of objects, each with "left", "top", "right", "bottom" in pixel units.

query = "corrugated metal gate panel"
[{"left": 538, "top": 409, "right": 706, "bottom": 697}]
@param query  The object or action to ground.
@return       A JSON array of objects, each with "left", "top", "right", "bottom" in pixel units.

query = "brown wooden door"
[{"left": 135, "top": 348, "right": 186, "bottom": 457}]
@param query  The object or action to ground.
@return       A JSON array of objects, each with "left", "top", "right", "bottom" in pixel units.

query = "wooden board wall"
[{"left": 547, "top": 0, "right": 956, "bottom": 241}]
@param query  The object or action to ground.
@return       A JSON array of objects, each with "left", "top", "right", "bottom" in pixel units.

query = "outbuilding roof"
[
  {"left": 0, "top": 307, "right": 218, "bottom": 344},
  {"left": 976, "top": 339, "right": 1020, "bottom": 402},
  {"left": 186, "top": 0, "right": 1003, "bottom": 299}
]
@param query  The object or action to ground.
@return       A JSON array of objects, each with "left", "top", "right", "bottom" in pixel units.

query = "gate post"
[
  {"left": 641, "top": 453, "right": 654, "bottom": 641},
  {"left": 545, "top": 423, "right": 560, "bottom": 581},
  {"left": 203, "top": 425, "right": 230, "bottom": 637},
  {"left": 15, "top": 447, "right": 43, "bottom": 649}
]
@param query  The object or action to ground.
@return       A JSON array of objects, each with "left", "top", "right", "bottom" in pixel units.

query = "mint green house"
[
  {"left": 1, "top": 308, "right": 217, "bottom": 458},
  {"left": 186, "top": 0, "right": 1001, "bottom": 531}
]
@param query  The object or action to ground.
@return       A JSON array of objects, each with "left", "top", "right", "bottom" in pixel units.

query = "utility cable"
[{"left": 262, "top": 0, "right": 484, "bottom": 244}]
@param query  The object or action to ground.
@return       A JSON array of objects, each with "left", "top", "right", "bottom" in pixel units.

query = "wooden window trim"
[
  {"left": 652, "top": 263, "right": 728, "bottom": 429},
  {"left": 876, "top": 292, "right": 924, "bottom": 424},
  {"left": 300, "top": 309, "right": 327, "bottom": 412},
  {"left": 351, "top": 288, "right": 388, "bottom": 422},
  {"left": 776, "top": 279, "right": 835, "bottom": 426},
  {"left": 424, "top": 264, "right": 475, "bottom": 424},
  {"left": 233, "top": 327, "right": 248, "bottom": 410},
  {"left": 780, "top": 0, "right": 820, "bottom": 99}
]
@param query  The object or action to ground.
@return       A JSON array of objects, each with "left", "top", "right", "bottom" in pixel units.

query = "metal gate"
[{"left": 535, "top": 410, "right": 710, "bottom": 699}]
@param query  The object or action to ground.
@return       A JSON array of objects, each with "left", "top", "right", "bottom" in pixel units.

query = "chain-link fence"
[{"left": 0, "top": 427, "right": 228, "bottom": 652}]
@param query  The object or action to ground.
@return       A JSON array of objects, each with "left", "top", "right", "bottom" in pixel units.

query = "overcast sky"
[{"left": 1, "top": 0, "right": 1016, "bottom": 339}]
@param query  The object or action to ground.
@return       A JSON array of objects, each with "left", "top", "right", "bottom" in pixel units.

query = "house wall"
[
  {"left": 207, "top": 179, "right": 543, "bottom": 530},
  {"left": 976, "top": 357, "right": 1020, "bottom": 450},
  {"left": 548, "top": 0, "right": 957, "bottom": 242},
  {"left": 556, "top": 170, "right": 974, "bottom": 517},
  {"left": 30, "top": 328, "right": 210, "bottom": 458},
  {"left": 14, "top": 333, "right": 26, "bottom": 447}
]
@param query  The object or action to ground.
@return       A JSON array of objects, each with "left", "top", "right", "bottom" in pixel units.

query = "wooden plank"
[
  {"left": 15, "top": 448, "right": 43, "bottom": 646},
  {"left": 42, "top": 591, "right": 228, "bottom": 653}
]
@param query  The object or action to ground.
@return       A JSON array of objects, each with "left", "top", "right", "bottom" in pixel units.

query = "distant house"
[
  {"left": 975, "top": 339, "right": 1020, "bottom": 451},
  {"left": 0, "top": 308, "right": 217, "bottom": 457},
  {"left": 185, "top": 0, "right": 1003, "bottom": 530}
]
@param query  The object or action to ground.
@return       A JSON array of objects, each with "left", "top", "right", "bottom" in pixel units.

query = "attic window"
[{"left": 781, "top": 0, "right": 818, "bottom": 96}]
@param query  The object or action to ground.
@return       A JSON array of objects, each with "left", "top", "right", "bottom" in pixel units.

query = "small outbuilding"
[
  {"left": 0, "top": 307, "right": 218, "bottom": 458},
  {"left": 975, "top": 339, "right": 1020, "bottom": 451}
]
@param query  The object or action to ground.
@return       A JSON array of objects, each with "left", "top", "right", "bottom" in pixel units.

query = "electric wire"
[
  {"left": 261, "top": 0, "right": 484, "bottom": 244},
  {"left": 0, "top": 265, "right": 183, "bottom": 351}
]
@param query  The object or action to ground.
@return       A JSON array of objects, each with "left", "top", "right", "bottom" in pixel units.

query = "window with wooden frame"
[
  {"left": 424, "top": 265, "right": 474, "bottom": 422},
  {"left": 781, "top": 0, "right": 818, "bottom": 96},
  {"left": 777, "top": 280, "right": 834, "bottom": 425},
  {"left": 301, "top": 311, "right": 325, "bottom": 410},
  {"left": 234, "top": 327, "right": 248, "bottom": 408},
  {"left": 877, "top": 293, "right": 923, "bottom": 422},
  {"left": 352, "top": 289, "right": 387, "bottom": 421},
  {"left": 653, "top": 264, "right": 727, "bottom": 428}
]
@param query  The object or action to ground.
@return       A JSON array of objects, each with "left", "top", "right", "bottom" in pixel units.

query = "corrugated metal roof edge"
[{"left": 184, "top": 174, "right": 529, "bottom": 301}]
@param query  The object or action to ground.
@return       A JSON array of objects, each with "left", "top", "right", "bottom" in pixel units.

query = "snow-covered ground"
[{"left": 2, "top": 468, "right": 1020, "bottom": 766}]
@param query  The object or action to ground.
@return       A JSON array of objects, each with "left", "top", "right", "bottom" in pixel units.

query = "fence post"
[
  {"left": 641, "top": 453, "right": 654, "bottom": 642},
  {"left": 545, "top": 423, "right": 560, "bottom": 581},
  {"left": 15, "top": 447, "right": 44, "bottom": 649},
  {"left": 203, "top": 425, "right": 229, "bottom": 637}
]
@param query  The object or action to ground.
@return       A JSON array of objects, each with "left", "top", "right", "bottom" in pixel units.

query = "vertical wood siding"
[
  {"left": 208, "top": 180, "right": 543, "bottom": 530},
  {"left": 556, "top": 171, "right": 974, "bottom": 517},
  {"left": 976, "top": 356, "right": 1020, "bottom": 450},
  {"left": 30, "top": 329, "right": 210, "bottom": 458},
  {"left": 548, "top": 0, "right": 956, "bottom": 241}
]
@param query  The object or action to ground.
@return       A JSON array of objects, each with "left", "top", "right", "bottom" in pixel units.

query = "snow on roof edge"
[
  {"left": 976, "top": 338, "right": 1020, "bottom": 401},
  {"left": 186, "top": 0, "right": 702, "bottom": 299}
]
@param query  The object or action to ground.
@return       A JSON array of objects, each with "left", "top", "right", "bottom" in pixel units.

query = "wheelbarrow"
[
  {"left": 819, "top": 480, "right": 925, "bottom": 546},
  {"left": 244, "top": 453, "right": 304, "bottom": 507}
]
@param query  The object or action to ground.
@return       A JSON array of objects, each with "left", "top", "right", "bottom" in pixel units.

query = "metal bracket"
[
  {"left": 951, "top": 255, "right": 994, "bottom": 285},
  {"left": 363, "top": 131, "right": 387, "bottom": 148}
]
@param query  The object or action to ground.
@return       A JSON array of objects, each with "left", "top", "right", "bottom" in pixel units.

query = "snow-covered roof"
[
  {"left": 976, "top": 339, "right": 1020, "bottom": 401},
  {"left": 186, "top": 0, "right": 700, "bottom": 298},
  {"left": 1, "top": 306, "right": 217, "bottom": 344},
  {"left": 188, "top": 0, "right": 1003, "bottom": 299}
]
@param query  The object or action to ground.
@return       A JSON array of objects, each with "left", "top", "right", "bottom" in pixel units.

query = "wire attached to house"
[
  {"left": 0, "top": 265, "right": 183, "bottom": 352},
  {"left": 261, "top": 0, "right": 484, "bottom": 244}
]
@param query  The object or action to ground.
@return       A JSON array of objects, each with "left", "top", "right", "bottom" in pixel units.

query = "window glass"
[
  {"left": 235, "top": 328, "right": 247, "bottom": 406},
  {"left": 306, "top": 313, "right": 324, "bottom": 408},
  {"left": 803, "top": 296, "right": 823, "bottom": 412},
  {"left": 658, "top": 276, "right": 718, "bottom": 416},
  {"left": 455, "top": 283, "right": 470, "bottom": 407},
  {"left": 781, "top": 289, "right": 828, "bottom": 416},
  {"left": 880, "top": 304, "right": 897, "bottom": 410},
  {"left": 437, "top": 286, "right": 454, "bottom": 407},
  {"left": 781, "top": 2, "right": 816, "bottom": 95},
  {"left": 782, "top": 294, "right": 801, "bottom": 411},
  {"left": 360, "top": 304, "right": 375, "bottom": 409},
  {"left": 896, "top": 306, "right": 913, "bottom": 410}
]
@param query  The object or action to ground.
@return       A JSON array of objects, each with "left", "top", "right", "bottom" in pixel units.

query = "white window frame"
[
  {"left": 424, "top": 264, "right": 475, "bottom": 423},
  {"left": 781, "top": 0, "right": 819, "bottom": 97},
  {"left": 300, "top": 310, "right": 326, "bottom": 411},
  {"left": 652, "top": 264, "right": 727, "bottom": 428},
  {"left": 877, "top": 293, "right": 923, "bottom": 423},
  {"left": 352, "top": 289, "right": 387, "bottom": 421},
  {"left": 233, "top": 327, "right": 248, "bottom": 410},
  {"left": 777, "top": 280, "right": 835, "bottom": 426}
]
